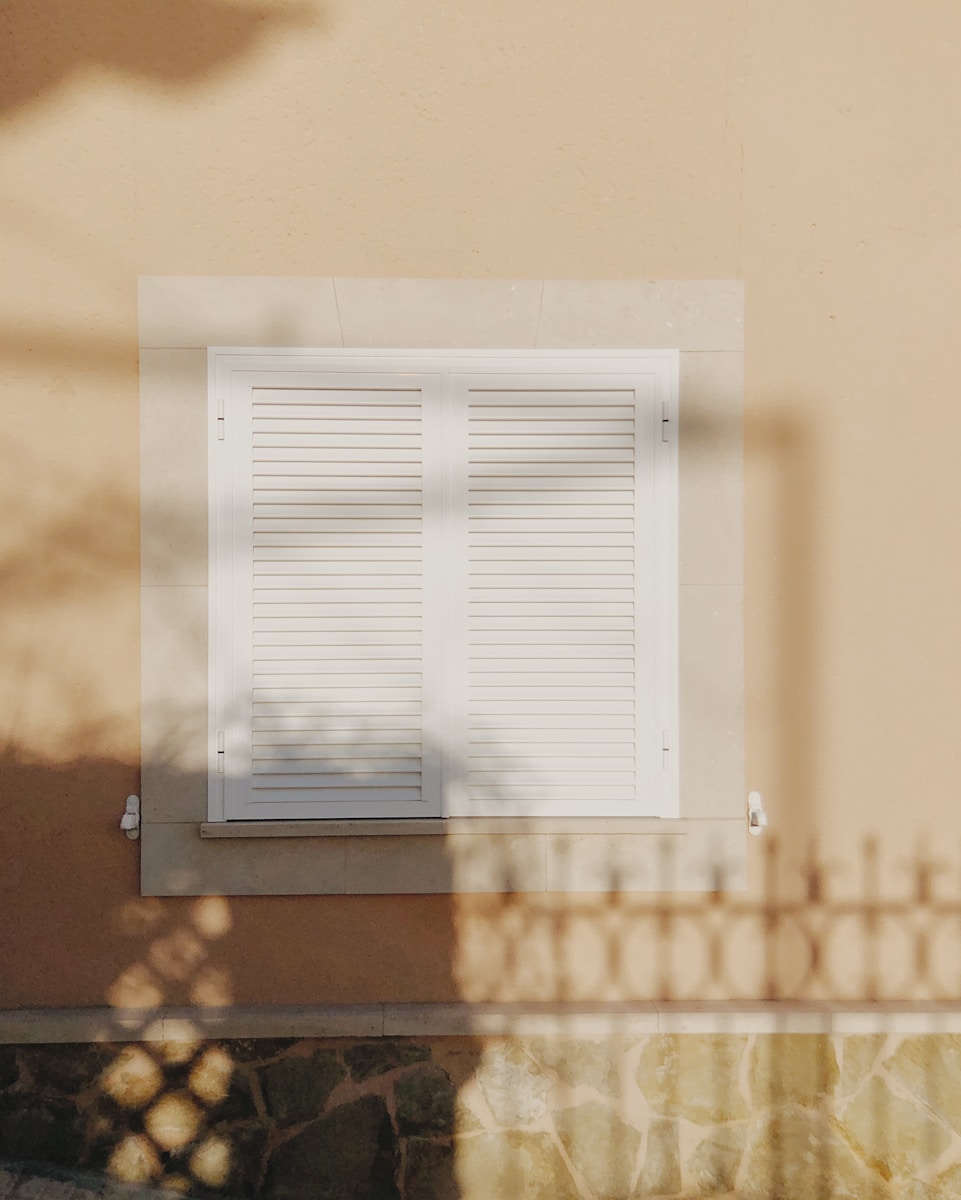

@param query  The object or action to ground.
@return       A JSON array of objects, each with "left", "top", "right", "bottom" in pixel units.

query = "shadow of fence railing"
[{"left": 455, "top": 834, "right": 961, "bottom": 1004}]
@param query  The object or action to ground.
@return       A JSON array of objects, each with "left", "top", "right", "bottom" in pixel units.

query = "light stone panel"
[
  {"left": 138, "top": 276, "right": 343, "bottom": 348},
  {"left": 334, "top": 278, "right": 544, "bottom": 348},
  {"left": 679, "top": 351, "right": 744, "bottom": 587},
  {"left": 140, "top": 822, "right": 347, "bottom": 896},
  {"left": 140, "top": 583, "right": 207, "bottom": 823},
  {"left": 140, "top": 349, "right": 208, "bottom": 587}
]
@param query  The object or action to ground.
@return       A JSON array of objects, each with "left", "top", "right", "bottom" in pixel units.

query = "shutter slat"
[
  {"left": 246, "top": 787, "right": 423, "bottom": 804},
  {"left": 468, "top": 713, "right": 636, "bottom": 729},
  {"left": 468, "top": 417, "right": 635, "bottom": 431},
  {"left": 255, "top": 746, "right": 421, "bottom": 762},
  {"left": 253, "top": 715, "right": 422, "bottom": 731}
]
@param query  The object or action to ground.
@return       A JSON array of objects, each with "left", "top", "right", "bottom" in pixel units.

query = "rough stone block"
[
  {"left": 261, "top": 1050, "right": 345, "bottom": 1126},
  {"left": 739, "top": 1104, "right": 889, "bottom": 1200},
  {"left": 208, "top": 1064, "right": 260, "bottom": 1124},
  {"left": 223, "top": 1038, "right": 299, "bottom": 1064},
  {"left": 638, "top": 1035, "right": 748, "bottom": 1124},
  {"left": 838, "top": 1074, "right": 950, "bottom": 1179},
  {"left": 529, "top": 1038, "right": 621, "bottom": 1097},
  {"left": 554, "top": 1100, "right": 640, "bottom": 1200},
  {"left": 0, "top": 1048, "right": 17, "bottom": 1091},
  {"left": 475, "top": 1044, "right": 552, "bottom": 1128},
  {"left": 97, "top": 1046, "right": 164, "bottom": 1111},
  {"left": 209, "top": 1122, "right": 268, "bottom": 1195},
  {"left": 636, "top": 1116, "right": 680, "bottom": 1197},
  {"left": 264, "top": 1095, "right": 398, "bottom": 1200},
  {"left": 687, "top": 1123, "right": 746, "bottom": 1196},
  {"left": 344, "top": 1041, "right": 431, "bottom": 1083},
  {"left": 456, "top": 1132, "right": 579, "bottom": 1200},
  {"left": 0, "top": 1093, "right": 84, "bottom": 1166},
  {"left": 20, "top": 1044, "right": 114, "bottom": 1095},
  {"left": 884, "top": 1036, "right": 961, "bottom": 1136},
  {"left": 395, "top": 1065, "right": 456, "bottom": 1137},
  {"left": 840, "top": 1035, "right": 885, "bottom": 1097},
  {"left": 403, "top": 1138, "right": 458, "bottom": 1200},
  {"left": 748, "top": 1035, "right": 840, "bottom": 1107},
  {"left": 927, "top": 1162, "right": 961, "bottom": 1200},
  {"left": 143, "top": 1091, "right": 204, "bottom": 1152}
]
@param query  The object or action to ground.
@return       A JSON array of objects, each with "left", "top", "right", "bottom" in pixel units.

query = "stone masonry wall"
[{"left": 2, "top": 1034, "right": 961, "bottom": 1198}]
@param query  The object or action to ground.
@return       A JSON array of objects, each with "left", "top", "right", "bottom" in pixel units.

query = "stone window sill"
[{"left": 199, "top": 818, "right": 689, "bottom": 838}]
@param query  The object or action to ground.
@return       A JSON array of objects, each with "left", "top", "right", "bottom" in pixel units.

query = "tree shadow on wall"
[{"left": 0, "top": 0, "right": 320, "bottom": 117}]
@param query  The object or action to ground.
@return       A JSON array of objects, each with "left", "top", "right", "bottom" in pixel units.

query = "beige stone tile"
[
  {"left": 679, "top": 351, "right": 743, "bottom": 586},
  {"left": 334, "top": 278, "right": 543, "bottom": 347},
  {"left": 448, "top": 834, "right": 546, "bottom": 893},
  {"left": 546, "top": 821, "right": 745, "bottom": 893},
  {"left": 837, "top": 1073, "right": 951, "bottom": 1178},
  {"left": 545, "top": 831, "right": 685, "bottom": 892},
  {"left": 347, "top": 833, "right": 545, "bottom": 894},
  {"left": 679, "top": 584, "right": 744, "bottom": 820},
  {"left": 345, "top": 836, "right": 451, "bottom": 894},
  {"left": 140, "top": 349, "right": 208, "bottom": 587},
  {"left": 140, "top": 822, "right": 346, "bottom": 896},
  {"left": 141, "top": 584, "right": 207, "bottom": 822},
  {"left": 682, "top": 818, "right": 747, "bottom": 889},
  {"left": 138, "top": 276, "right": 342, "bottom": 348},
  {"left": 537, "top": 280, "right": 743, "bottom": 352}
]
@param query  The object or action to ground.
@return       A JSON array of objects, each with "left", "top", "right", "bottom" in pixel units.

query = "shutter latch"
[
  {"left": 661, "top": 729, "right": 670, "bottom": 770},
  {"left": 217, "top": 731, "right": 225, "bottom": 774},
  {"left": 217, "top": 395, "right": 225, "bottom": 440},
  {"left": 661, "top": 400, "right": 671, "bottom": 442}
]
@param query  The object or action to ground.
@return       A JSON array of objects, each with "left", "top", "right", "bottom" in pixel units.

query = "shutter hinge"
[
  {"left": 217, "top": 731, "right": 225, "bottom": 774},
  {"left": 661, "top": 400, "right": 671, "bottom": 442},
  {"left": 217, "top": 396, "right": 225, "bottom": 440},
  {"left": 662, "top": 729, "right": 670, "bottom": 770}
]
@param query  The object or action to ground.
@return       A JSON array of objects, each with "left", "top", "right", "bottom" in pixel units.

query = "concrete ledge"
[{"left": 7, "top": 1002, "right": 961, "bottom": 1044}]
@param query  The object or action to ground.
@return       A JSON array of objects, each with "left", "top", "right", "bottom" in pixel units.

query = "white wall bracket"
[
  {"left": 120, "top": 795, "right": 141, "bottom": 840},
  {"left": 747, "top": 790, "right": 768, "bottom": 836}
]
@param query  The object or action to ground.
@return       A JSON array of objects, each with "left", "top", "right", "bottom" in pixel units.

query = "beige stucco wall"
[{"left": 2, "top": 0, "right": 960, "bottom": 1009}]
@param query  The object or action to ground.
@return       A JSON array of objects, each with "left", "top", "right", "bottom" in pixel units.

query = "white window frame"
[{"left": 208, "top": 349, "right": 679, "bottom": 825}]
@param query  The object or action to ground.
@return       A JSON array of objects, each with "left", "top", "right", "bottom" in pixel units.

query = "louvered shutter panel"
[
  {"left": 211, "top": 352, "right": 677, "bottom": 823},
  {"left": 215, "top": 374, "right": 442, "bottom": 819},
  {"left": 445, "top": 373, "right": 666, "bottom": 817}
]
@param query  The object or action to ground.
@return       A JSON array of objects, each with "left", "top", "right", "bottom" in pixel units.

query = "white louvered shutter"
[
  {"left": 445, "top": 371, "right": 673, "bottom": 818},
  {"left": 211, "top": 352, "right": 677, "bottom": 823},
  {"left": 213, "top": 373, "right": 443, "bottom": 819}
]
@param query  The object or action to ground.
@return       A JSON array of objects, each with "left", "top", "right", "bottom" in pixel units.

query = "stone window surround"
[{"left": 139, "top": 277, "right": 744, "bottom": 896}]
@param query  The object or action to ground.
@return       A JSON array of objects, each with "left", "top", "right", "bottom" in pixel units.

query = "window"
[
  {"left": 140, "top": 277, "right": 744, "bottom": 895},
  {"left": 209, "top": 350, "right": 678, "bottom": 824}
]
